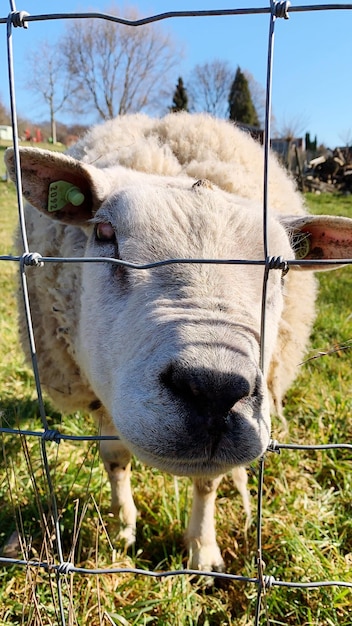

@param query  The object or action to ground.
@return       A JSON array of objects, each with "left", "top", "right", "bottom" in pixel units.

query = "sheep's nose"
[{"left": 160, "top": 362, "right": 254, "bottom": 429}]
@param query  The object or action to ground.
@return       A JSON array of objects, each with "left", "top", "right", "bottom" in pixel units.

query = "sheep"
[{"left": 5, "top": 112, "right": 352, "bottom": 572}]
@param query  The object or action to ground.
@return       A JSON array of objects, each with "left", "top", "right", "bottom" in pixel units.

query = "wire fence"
[{"left": 0, "top": 2, "right": 352, "bottom": 625}]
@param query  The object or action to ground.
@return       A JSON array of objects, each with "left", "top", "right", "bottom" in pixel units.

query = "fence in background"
[{"left": 1, "top": 2, "right": 352, "bottom": 625}]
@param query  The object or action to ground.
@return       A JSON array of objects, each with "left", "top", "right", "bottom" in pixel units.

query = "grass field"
[{"left": 0, "top": 146, "right": 351, "bottom": 625}]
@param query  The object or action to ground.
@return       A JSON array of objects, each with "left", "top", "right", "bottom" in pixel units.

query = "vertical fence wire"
[
  {"left": 1, "top": 2, "right": 352, "bottom": 625},
  {"left": 257, "top": 5, "right": 278, "bottom": 622},
  {"left": 5, "top": 8, "right": 69, "bottom": 625}
]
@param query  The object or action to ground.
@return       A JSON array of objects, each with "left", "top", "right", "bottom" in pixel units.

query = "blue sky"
[{"left": 1, "top": 1, "right": 351, "bottom": 148}]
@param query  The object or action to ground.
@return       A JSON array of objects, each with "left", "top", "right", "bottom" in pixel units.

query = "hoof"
[
  {"left": 117, "top": 524, "right": 136, "bottom": 548},
  {"left": 188, "top": 540, "right": 225, "bottom": 573}
]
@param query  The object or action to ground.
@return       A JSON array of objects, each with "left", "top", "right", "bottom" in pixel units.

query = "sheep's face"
[
  {"left": 78, "top": 181, "right": 292, "bottom": 476},
  {"left": 5, "top": 131, "right": 352, "bottom": 479}
]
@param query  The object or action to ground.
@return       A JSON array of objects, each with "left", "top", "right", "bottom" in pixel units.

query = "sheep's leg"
[
  {"left": 185, "top": 475, "right": 224, "bottom": 571},
  {"left": 98, "top": 417, "right": 137, "bottom": 547}
]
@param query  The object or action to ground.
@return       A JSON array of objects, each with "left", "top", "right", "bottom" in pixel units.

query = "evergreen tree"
[
  {"left": 228, "top": 67, "right": 259, "bottom": 126},
  {"left": 170, "top": 77, "right": 188, "bottom": 112},
  {"left": 305, "top": 132, "right": 317, "bottom": 152}
]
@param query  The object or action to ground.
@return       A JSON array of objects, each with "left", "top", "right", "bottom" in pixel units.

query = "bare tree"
[
  {"left": 339, "top": 128, "right": 352, "bottom": 147},
  {"left": 187, "top": 60, "right": 233, "bottom": 118},
  {"left": 61, "top": 5, "right": 179, "bottom": 120},
  {"left": 187, "top": 61, "right": 267, "bottom": 123},
  {"left": 0, "top": 97, "right": 11, "bottom": 125},
  {"left": 243, "top": 70, "right": 267, "bottom": 127},
  {"left": 25, "top": 41, "right": 71, "bottom": 143},
  {"left": 275, "top": 113, "right": 310, "bottom": 140}
]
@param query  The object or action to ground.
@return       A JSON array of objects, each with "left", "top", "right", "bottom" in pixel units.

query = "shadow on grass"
[
  {"left": 0, "top": 395, "right": 62, "bottom": 428},
  {"left": 0, "top": 395, "right": 63, "bottom": 472}
]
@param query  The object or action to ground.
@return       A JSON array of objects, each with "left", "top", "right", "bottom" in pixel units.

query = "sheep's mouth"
[
  {"left": 123, "top": 404, "right": 270, "bottom": 477},
  {"left": 127, "top": 432, "right": 267, "bottom": 477}
]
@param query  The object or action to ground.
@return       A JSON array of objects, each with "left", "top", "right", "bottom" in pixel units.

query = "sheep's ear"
[
  {"left": 281, "top": 214, "right": 352, "bottom": 270},
  {"left": 5, "top": 147, "right": 109, "bottom": 225}
]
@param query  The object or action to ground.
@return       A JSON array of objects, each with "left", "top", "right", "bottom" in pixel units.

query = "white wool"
[{"left": 7, "top": 112, "right": 333, "bottom": 571}]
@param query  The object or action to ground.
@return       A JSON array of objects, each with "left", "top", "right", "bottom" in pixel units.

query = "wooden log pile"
[
  {"left": 299, "top": 149, "right": 352, "bottom": 193},
  {"left": 302, "top": 149, "right": 352, "bottom": 193}
]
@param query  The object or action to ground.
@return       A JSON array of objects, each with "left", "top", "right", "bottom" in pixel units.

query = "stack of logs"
[{"left": 301, "top": 148, "right": 352, "bottom": 193}]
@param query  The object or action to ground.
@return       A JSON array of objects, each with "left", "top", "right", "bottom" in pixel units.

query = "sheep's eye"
[{"left": 95, "top": 222, "right": 116, "bottom": 243}]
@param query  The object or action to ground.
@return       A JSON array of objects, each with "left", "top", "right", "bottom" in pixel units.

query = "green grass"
[{"left": 0, "top": 167, "right": 351, "bottom": 626}]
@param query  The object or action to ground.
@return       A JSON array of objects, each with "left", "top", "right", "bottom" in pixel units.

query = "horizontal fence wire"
[
  {"left": 1, "top": 2, "right": 352, "bottom": 625},
  {"left": 3, "top": 3, "right": 352, "bottom": 27},
  {"left": 2, "top": 253, "right": 352, "bottom": 268},
  {"left": 2, "top": 427, "right": 352, "bottom": 450}
]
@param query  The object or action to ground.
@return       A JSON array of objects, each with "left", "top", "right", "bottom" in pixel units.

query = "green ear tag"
[{"left": 48, "top": 181, "right": 85, "bottom": 212}]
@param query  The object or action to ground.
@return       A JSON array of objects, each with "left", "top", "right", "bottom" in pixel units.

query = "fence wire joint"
[
  {"left": 274, "top": 1, "right": 291, "bottom": 19},
  {"left": 57, "top": 561, "right": 75, "bottom": 575},
  {"left": 267, "top": 439, "right": 281, "bottom": 454},
  {"left": 266, "top": 256, "right": 289, "bottom": 273},
  {"left": 9, "top": 11, "right": 30, "bottom": 29},
  {"left": 21, "top": 252, "right": 44, "bottom": 267},
  {"left": 42, "top": 429, "right": 61, "bottom": 444},
  {"left": 263, "top": 575, "right": 276, "bottom": 590}
]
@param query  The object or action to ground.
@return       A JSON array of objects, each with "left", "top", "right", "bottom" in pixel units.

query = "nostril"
[
  {"left": 160, "top": 363, "right": 201, "bottom": 403},
  {"left": 160, "top": 362, "right": 253, "bottom": 421}
]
